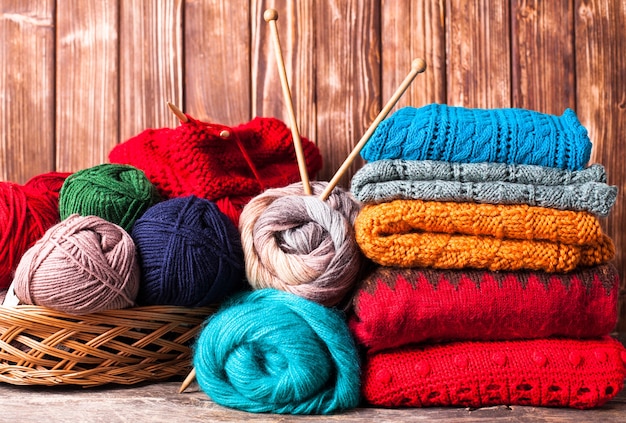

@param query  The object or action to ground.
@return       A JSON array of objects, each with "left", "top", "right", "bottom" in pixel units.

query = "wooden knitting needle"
[
  {"left": 178, "top": 367, "right": 196, "bottom": 394},
  {"left": 318, "top": 58, "right": 427, "bottom": 201},
  {"left": 177, "top": 61, "right": 426, "bottom": 399},
  {"left": 167, "top": 101, "right": 229, "bottom": 139},
  {"left": 180, "top": 11, "right": 310, "bottom": 394},
  {"left": 264, "top": 8, "right": 312, "bottom": 195},
  {"left": 167, "top": 101, "right": 189, "bottom": 123}
]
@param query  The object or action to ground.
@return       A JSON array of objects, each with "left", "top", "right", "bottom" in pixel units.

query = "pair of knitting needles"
[
  {"left": 265, "top": 7, "right": 426, "bottom": 201},
  {"left": 176, "top": 9, "right": 425, "bottom": 394}
]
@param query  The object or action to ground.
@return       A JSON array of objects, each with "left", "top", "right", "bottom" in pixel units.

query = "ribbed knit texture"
[
  {"left": 193, "top": 289, "right": 361, "bottom": 415},
  {"left": 350, "top": 160, "right": 616, "bottom": 216},
  {"left": 360, "top": 104, "right": 592, "bottom": 170},
  {"left": 349, "top": 264, "right": 619, "bottom": 351},
  {"left": 361, "top": 337, "right": 626, "bottom": 409},
  {"left": 354, "top": 199, "right": 614, "bottom": 271},
  {"left": 109, "top": 115, "right": 323, "bottom": 224}
]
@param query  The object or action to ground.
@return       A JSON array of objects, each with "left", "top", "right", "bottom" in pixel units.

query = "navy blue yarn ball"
[{"left": 131, "top": 196, "right": 244, "bottom": 306}]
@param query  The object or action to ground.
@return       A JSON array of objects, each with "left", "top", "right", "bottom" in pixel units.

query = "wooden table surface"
[{"left": 0, "top": 379, "right": 624, "bottom": 423}]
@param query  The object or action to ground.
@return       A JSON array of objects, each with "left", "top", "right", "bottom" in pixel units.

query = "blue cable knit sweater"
[{"left": 361, "top": 104, "right": 592, "bottom": 170}]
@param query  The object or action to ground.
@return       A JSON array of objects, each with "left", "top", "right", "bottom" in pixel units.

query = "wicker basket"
[{"left": 0, "top": 305, "right": 215, "bottom": 387}]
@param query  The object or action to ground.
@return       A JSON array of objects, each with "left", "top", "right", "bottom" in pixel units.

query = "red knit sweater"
[{"left": 362, "top": 337, "right": 626, "bottom": 409}]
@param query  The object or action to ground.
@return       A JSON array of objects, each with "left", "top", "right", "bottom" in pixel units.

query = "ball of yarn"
[
  {"left": 59, "top": 163, "right": 160, "bottom": 233},
  {"left": 0, "top": 180, "right": 63, "bottom": 290},
  {"left": 24, "top": 171, "right": 72, "bottom": 197},
  {"left": 193, "top": 289, "right": 361, "bottom": 415},
  {"left": 131, "top": 196, "right": 244, "bottom": 307},
  {"left": 239, "top": 181, "right": 363, "bottom": 307},
  {"left": 12, "top": 214, "right": 140, "bottom": 314}
]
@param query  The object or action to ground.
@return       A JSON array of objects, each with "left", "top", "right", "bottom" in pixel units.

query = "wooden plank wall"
[{"left": 1, "top": 0, "right": 625, "bottom": 328}]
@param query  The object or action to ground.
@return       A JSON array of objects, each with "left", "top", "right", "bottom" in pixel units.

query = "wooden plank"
[
  {"left": 0, "top": 1, "right": 55, "bottom": 184},
  {"left": 575, "top": 0, "right": 626, "bottom": 331},
  {"left": 251, "top": 0, "right": 316, "bottom": 143},
  {"left": 185, "top": 0, "right": 250, "bottom": 125},
  {"left": 446, "top": 0, "right": 511, "bottom": 107},
  {"left": 119, "top": 0, "right": 183, "bottom": 142},
  {"left": 381, "top": 0, "right": 446, "bottom": 109},
  {"left": 315, "top": 0, "right": 381, "bottom": 186},
  {"left": 55, "top": 0, "right": 119, "bottom": 173},
  {"left": 511, "top": 0, "right": 575, "bottom": 113}
]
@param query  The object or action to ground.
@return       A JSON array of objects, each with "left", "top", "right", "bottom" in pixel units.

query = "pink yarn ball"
[
  {"left": 12, "top": 214, "right": 140, "bottom": 314},
  {"left": 239, "top": 181, "right": 363, "bottom": 306}
]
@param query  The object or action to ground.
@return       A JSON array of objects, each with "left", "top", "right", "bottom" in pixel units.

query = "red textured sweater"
[
  {"left": 362, "top": 337, "right": 626, "bottom": 409},
  {"left": 350, "top": 265, "right": 619, "bottom": 351}
]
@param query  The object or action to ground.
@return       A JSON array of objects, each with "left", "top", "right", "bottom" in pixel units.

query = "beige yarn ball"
[
  {"left": 239, "top": 181, "right": 363, "bottom": 306},
  {"left": 12, "top": 214, "right": 140, "bottom": 314}
]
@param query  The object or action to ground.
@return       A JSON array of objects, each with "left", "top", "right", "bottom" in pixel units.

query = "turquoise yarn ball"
[{"left": 192, "top": 289, "right": 361, "bottom": 415}]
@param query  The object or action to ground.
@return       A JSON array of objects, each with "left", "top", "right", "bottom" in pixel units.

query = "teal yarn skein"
[
  {"left": 59, "top": 163, "right": 160, "bottom": 233},
  {"left": 193, "top": 289, "right": 361, "bottom": 415}
]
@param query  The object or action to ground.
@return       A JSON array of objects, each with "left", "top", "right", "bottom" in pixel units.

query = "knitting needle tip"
[
  {"left": 263, "top": 9, "right": 278, "bottom": 22},
  {"left": 167, "top": 101, "right": 189, "bottom": 123},
  {"left": 178, "top": 367, "right": 196, "bottom": 394}
]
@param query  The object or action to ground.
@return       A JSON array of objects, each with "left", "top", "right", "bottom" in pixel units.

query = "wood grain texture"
[
  {"left": 575, "top": 0, "right": 626, "bottom": 330},
  {"left": 119, "top": 0, "right": 183, "bottom": 142},
  {"left": 511, "top": 0, "right": 575, "bottom": 113},
  {"left": 0, "top": 1, "right": 55, "bottom": 184},
  {"left": 55, "top": 0, "right": 118, "bottom": 173},
  {"left": 446, "top": 0, "right": 511, "bottom": 107},
  {"left": 252, "top": 0, "right": 316, "bottom": 144},
  {"left": 381, "top": 0, "right": 446, "bottom": 109},
  {"left": 315, "top": 0, "right": 381, "bottom": 186},
  {"left": 185, "top": 0, "right": 251, "bottom": 125}
]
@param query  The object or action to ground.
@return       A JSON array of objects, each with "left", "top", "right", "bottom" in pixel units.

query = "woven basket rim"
[{"left": 0, "top": 304, "right": 215, "bottom": 387}]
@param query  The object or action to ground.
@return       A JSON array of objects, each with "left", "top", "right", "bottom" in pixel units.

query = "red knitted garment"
[
  {"left": 109, "top": 115, "right": 323, "bottom": 224},
  {"left": 362, "top": 337, "right": 626, "bottom": 409},
  {"left": 349, "top": 265, "right": 619, "bottom": 352}
]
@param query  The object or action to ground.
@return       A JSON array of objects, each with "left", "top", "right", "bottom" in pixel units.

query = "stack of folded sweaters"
[{"left": 349, "top": 104, "right": 626, "bottom": 409}]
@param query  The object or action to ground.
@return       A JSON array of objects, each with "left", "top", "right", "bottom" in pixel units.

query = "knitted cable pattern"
[
  {"left": 360, "top": 104, "right": 592, "bottom": 170},
  {"left": 350, "top": 160, "right": 616, "bottom": 216},
  {"left": 361, "top": 337, "right": 626, "bottom": 409},
  {"left": 349, "top": 264, "right": 619, "bottom": 351},
  {"left": 356, "top": 199, "right": 604, "bottom": 245},
  {"left": 354, "top": 200, "right": 614, "bottom": 271}
]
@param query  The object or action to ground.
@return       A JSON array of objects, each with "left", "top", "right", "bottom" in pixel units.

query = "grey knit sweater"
[{"left": 350, "top": 160, "right": 617, "bottom": 216}]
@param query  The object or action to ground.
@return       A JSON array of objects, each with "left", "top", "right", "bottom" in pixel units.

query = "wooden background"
[{"left": 1, "top": 0, "right": 625, "bottom": 327}]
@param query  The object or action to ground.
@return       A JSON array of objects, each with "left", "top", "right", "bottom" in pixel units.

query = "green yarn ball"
[{"left": 59, "top": 163, "right": 160, "bottom": 233}]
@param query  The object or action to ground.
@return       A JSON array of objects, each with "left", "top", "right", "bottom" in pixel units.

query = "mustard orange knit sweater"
[{"left": 354, "top": 199, "right": 614, "bottom": 272}]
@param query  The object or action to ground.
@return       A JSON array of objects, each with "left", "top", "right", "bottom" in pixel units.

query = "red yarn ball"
[
  {"left": 0, "top": 172, "right": 69, "bottom": 289},
  {"left": 24, "top": 171, "right": 71, "bottom": 198}
]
